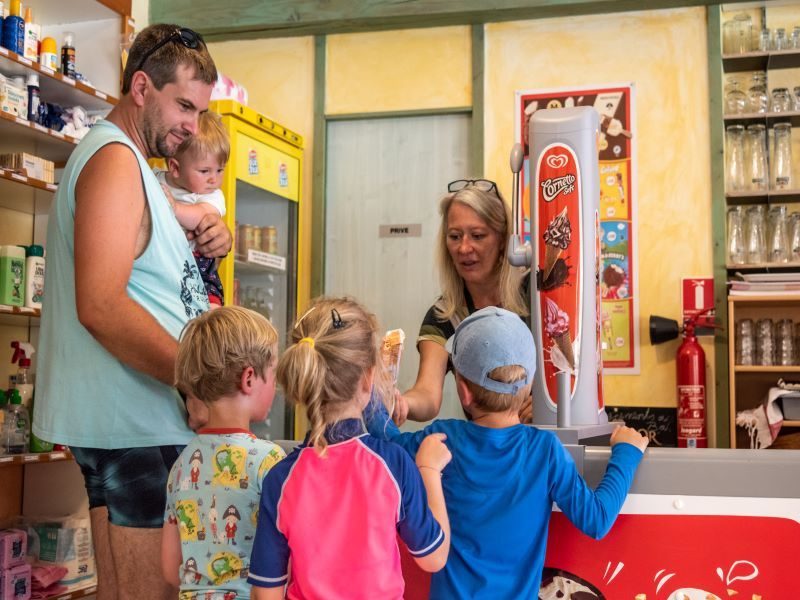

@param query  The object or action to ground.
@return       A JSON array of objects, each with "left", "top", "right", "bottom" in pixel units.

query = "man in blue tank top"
[{"left": 34, "top": 24, "right": 231, "bottom": 600}]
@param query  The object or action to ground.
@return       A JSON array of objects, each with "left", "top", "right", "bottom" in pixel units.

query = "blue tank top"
[{"left": 34, "top": 120, "right": 210, "bottom": 449}]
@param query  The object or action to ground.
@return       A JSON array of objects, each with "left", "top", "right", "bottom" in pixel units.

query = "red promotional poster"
[{"left": 535, "top": 143, "right": 581, "bottom": 403}]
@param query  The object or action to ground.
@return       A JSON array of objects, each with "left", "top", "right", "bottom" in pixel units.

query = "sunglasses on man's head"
[
  {"left": 131, "top": 27, "right": 204, "bottom": 75},
  {"left": 447, "top": 179, "right": 499, "bottom": 194}
]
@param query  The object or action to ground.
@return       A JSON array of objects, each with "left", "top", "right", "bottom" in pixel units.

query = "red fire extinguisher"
[
  {"left": 649, "top": 309, "right": 714, "bottom": 448},
  {"left": 676, "top": 315, "right": 707, "bottom": 448}
]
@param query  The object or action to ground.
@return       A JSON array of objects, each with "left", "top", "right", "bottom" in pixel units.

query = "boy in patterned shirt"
[{"left": 163, "top": 306, "right": 286, "bottom": 599}]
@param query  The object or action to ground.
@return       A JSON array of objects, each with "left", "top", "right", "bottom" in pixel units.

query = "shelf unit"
[
  {"left": 1, "top": 5, "right": 130, "bottom": 599},
  {"left": 712, "top": 5, "right": 800, "bottom": 448},
  {"left": 0, "top": 450, "right": 72, "bottom": 467},
  {"left": 727, "top": 294, "right": 800, "bottom": 447}
]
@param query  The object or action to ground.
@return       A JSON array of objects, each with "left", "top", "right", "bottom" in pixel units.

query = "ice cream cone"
[
  {"left": 543, "top": 244, "right": 562, "bottom": 280},
  {"left": 554, "top": 331, "right": 575, "bottom": 369}
]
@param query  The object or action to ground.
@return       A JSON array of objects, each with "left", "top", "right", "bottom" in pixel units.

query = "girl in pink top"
[{"left": 249, "top": 297, "right": 451, "bottom": 600}]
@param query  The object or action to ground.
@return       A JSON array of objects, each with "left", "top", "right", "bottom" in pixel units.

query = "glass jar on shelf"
[
  {"left": 746, "top": 73, "right": 768, "bottom": 114},
  {"left": 770, "top": 88, "right": 792, "bottom": 113},
  {"left": 772, "top": 123, "right": 792, "bottom": 190},
  {"left": 745, "top": 123, "right": 768, "bottom": 191},
  {"left": 767, "top": 205, "right": 789, "bottom": 264},
  {"left": 745, "top": 205, "right": 767, "bottom": 264},
  {"left": 723, "top": 13, "right": 753, "bottom": 54},
  {"left": 755, "top": 318, "right": 774, "bottom": 366},
  {"left": 725, "top": 124, "right": 746, "bottom": 192},
  {"left": 724, "top": 79, "right": 749, "bottom": 115},
  {"left": 735, "top": 318, "right": 754, "bottom": 366},
  {"left": 727, "top": 206, "right": 746, "bottom": 265}
]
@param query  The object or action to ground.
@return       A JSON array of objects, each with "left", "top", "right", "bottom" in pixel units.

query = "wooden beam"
[
  {"left": 152, "top": 0, "right": 756, "bottom": 41},
  {"left": 310, "top": 35, "right": 326, "bottom": 299},
  {"left": 471, "top": 24, "right": 484, "bottom": 177},
  {"left": 707, "top": 5, "right": 729, "bottom": 448}
]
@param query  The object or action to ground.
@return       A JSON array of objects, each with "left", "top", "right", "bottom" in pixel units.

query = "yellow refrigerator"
[{"left": 212, "top": 100, "right": 304, "bottom": 441}]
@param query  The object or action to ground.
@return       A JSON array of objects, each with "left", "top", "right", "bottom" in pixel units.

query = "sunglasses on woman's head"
[
  {"left": 447, "top": 179, "right": 499, "bottom": 194},
  {"left": 131, "top": 27, "right": 204, "bottom": 75}
]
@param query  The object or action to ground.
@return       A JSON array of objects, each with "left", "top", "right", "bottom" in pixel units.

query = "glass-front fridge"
[{"left": 212, "top": 100, "right": 303, "bottom": 441}]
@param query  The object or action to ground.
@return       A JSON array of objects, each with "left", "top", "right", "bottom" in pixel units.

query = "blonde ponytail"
[{"left": 277, "top": 297, "right": 391, "bottom": 456}]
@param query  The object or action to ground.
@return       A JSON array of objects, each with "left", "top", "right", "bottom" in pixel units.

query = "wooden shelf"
[
  {"left": 0, "top": 46, "right": 117, "bottom": 111},
  {"left": 784, "top": 420, "right": 800, "bottom": 427},
  {"left": 722, "top": 48, "right": 800, "bottom": 72},
  {"left": 727, "top": 261, "right": 800, "bottom": 270},
  {"left": 725, "top": 189, "right": 800, "bottom": 205},
  {"left": 734, "top": 365, "right": 800, "bottom": 372},
  {"left": 728, "top": 294, "right": 800, "bottom": 303},
  {"left": 723, "top": 110, "right": 800, "bottom": 127},
  {"left": 43, "top": 582, "right": 97, "bottom": 600},
  {"left": 0, "top": 110, "right": 79, "bottom": 162},
  {"left": 0, "top": 167, "right": 56, "bottom": 193},
  {"left": 0, "top": 450, "right": 72, "bottom": 467}
]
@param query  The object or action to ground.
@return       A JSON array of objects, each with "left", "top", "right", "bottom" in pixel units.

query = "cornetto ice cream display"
[{"left": 529, "top": 106, "right": 606, "bottom": 426}]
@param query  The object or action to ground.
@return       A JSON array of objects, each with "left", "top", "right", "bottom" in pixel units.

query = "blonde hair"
[
  {"left": 175, "top": 111, "right": 230, "bottom": 164},
  {"left": 277, "top": 297, "right": 391, "bottom": 455},
  {"left": 462, "top": 365, "right": 530, "bottom": 413},
  {"left": 176, "top": 306, "right": 278, "bottom": 402},
  {"left": 436, "top": 186, "right": 528, "bottom": 320}
]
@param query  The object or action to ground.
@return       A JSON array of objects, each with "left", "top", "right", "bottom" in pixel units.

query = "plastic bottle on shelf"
[
  {"left": 1, "top": 0, "right": 24, "bottom": 55},
  {"left": 10, "top": 341, "right": 35, "bottom": 409},
  {"left": 61, "top": 31, "right": 76, "bottom": 79},
  {"left": 0, "top": 245, "right": 26, "bottom": 307},
  {"left": 24, "top": 244, "right": 44, "bottom": 309},
  {"left": 2, "top": 389, "right": 30, "bottom": 454},
  {"left": 26, "top": 73, "right": 39, "bottom": 122},
  {"left": 22, "top": 7, "right": 39, "bottom": 62},
  {"left": 39, "top": 37, "right": 58, "bottom": 71}
]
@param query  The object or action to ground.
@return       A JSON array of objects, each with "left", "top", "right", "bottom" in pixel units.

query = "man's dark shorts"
[{"left": 71, "top": 445, "right": 183, "bottom": 528}]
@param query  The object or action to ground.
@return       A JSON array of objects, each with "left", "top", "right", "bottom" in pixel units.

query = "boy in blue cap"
[{"left": 366, "top": 306, "right": 648, "bottom": 598}]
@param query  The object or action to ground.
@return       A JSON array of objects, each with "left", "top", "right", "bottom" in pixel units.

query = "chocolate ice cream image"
[{"left": 542, "top": 207, "right": 571, "bottom": 280}]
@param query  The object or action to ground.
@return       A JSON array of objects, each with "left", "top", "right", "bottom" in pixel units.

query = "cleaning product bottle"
[
  {"left": 22, "top": 6, "right": 39, "bottom": 61},
  {"left": 10, "top": 341, "right": 34, "bottom": 409},
  {"left": 1, "top": 0, "right": 24, "bottom": 55},
  {"left": 26, "top": 73, "right": 39, "bottom": 123},
  {"left": 24, "top": 245, "right": 44, "bottom": 309},
  {"left": 0, "top": 245, "right": 26, "bottom": 307},
  {"left": 39, "top": 36, "right": 58, "bottom": 71},
  {"left": 61, "top": 31, "right": 76, "bottom": 78},
  {"left": 3, "top": 389, "right": 30, "bottom": 454}
]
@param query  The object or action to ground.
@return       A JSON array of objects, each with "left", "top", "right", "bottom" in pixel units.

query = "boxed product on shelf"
[
  {"left": 1, "top": 562, "right": 31, "bottom": 600},
  {"left": 0, "top": 529, "right": 26, "bottom": 569},
  {"left": 0, "top": 153, "right": 54, "bottom": 183},
  {"left": 21, "top": 515, "right": 96, "bottom": 593},
  {"left": 0, "top": 73, "right": 28, "bottom": 118}
]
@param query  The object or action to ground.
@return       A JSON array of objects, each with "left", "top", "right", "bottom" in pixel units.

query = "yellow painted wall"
[
  {"left": 486, "top": 8, "right": 714, "bottom": 420},
  {"left": 207, "top": 37, "right": 316, "bottom": 311},
  {"left": 326, "top": 26, "right": 472, "bottom": 114}
]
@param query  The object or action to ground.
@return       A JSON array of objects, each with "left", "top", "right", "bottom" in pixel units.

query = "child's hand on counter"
[{"left": 610, "top": 425, "right": 649, "bottom": 452}]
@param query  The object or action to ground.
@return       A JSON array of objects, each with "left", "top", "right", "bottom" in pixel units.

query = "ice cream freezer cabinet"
[
  {"left": 401, "top": 447, "right": 800, "bottom": 599},
  {"left": 212, "top": 100, "right": 304, "bottom": 441}
]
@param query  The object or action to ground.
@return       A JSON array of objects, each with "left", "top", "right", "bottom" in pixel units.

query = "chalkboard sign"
[{"left": 606, "top": 406, "right": 677, "bottom": 447}]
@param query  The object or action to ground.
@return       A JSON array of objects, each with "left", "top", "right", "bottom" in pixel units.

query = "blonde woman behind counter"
[{"left": 393, "top": 179, "right": 531, "bottom": 425}]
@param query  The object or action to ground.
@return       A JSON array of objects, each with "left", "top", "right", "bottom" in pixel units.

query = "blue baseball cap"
[{"left": 445, "top": 306, "right": 537, "bottom": 395}]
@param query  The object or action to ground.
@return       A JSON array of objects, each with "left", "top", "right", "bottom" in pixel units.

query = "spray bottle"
[
  {"left": 10, "top": 341, "right": 34, "bottom": 409},
  {"left": 3, "top": 388, "right": 29, "bottom": 454}
]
